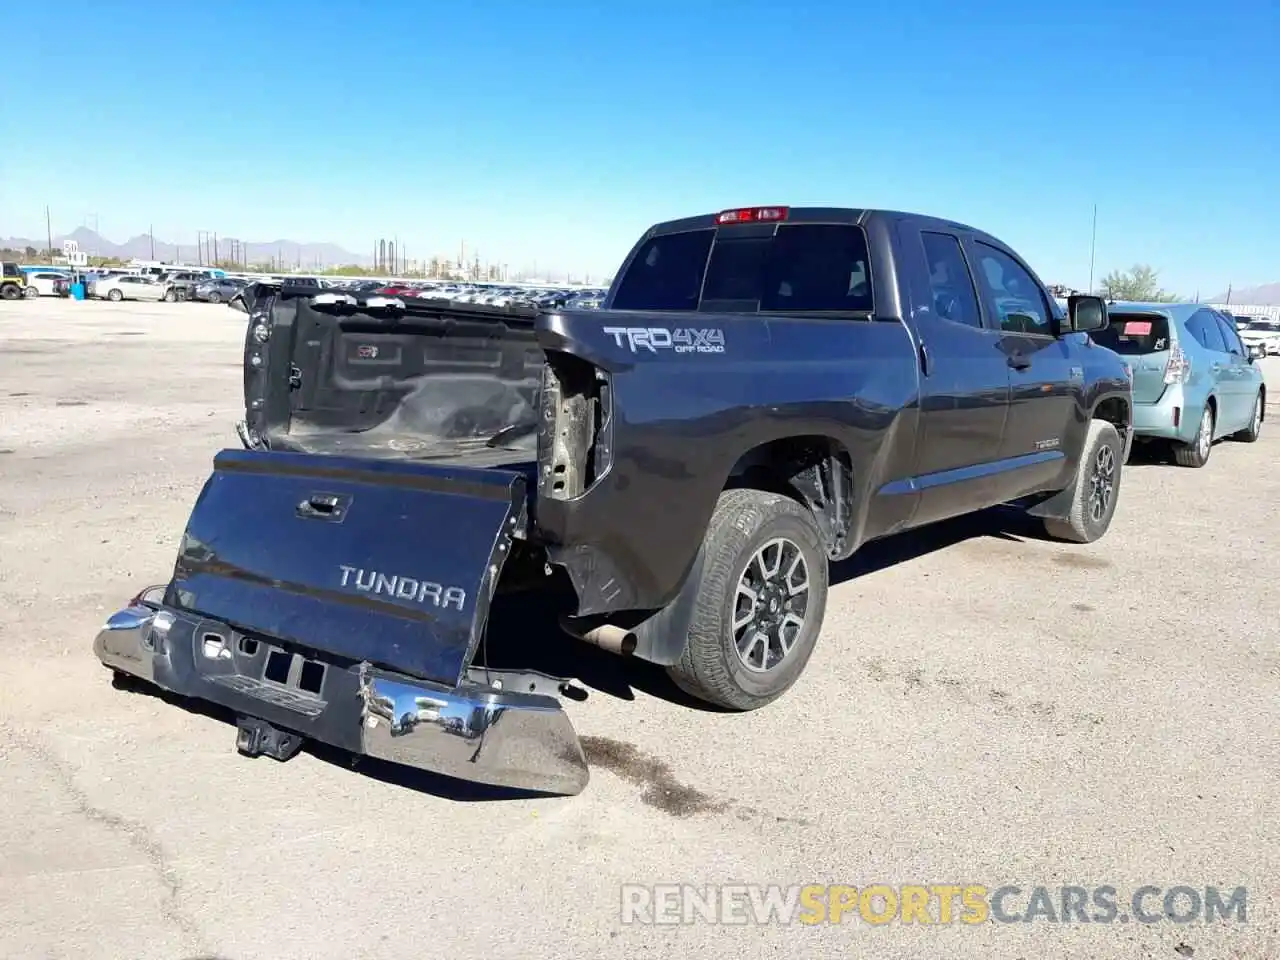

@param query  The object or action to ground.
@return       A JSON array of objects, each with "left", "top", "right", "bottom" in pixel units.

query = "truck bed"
[{"left": 242, "top": 286, "right": 548, "bottom": 463}]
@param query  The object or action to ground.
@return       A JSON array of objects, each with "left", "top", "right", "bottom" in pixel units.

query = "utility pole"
[
  {"left": 149, "top": 224, "right": 155, "bottom": 260},
  {"left": 1087, "top": 204, "right": 1098, "bottom": 294},
  {"left": 213, "top": 233, "right": 219, "bottom": 265},
  {"left": 45, "top": 206, "right": 53, "bottom": 258}
]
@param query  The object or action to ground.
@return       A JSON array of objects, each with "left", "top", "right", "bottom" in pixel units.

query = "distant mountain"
[
  {"left": 1208, "top": 282, "right": 1280, "bottom": 306},
  {"left": 0, "top": 226, "right": 372, "bottom": 268}
]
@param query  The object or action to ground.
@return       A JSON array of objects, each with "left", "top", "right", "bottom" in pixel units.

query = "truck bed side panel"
[{"left": 534, "top": 309, "right": 920, "bottom": 616}]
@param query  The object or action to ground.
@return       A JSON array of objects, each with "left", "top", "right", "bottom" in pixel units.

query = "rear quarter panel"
[{"left": 534, "top": 308, "right": 920, "bottom": 616}]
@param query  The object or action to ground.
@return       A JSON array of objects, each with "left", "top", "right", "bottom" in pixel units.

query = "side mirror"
[
  {"left": 1247, "top": 343, "right": 1264, "bottom": 361},
  {"left": 1068, "top": 294, "right": 1108, "bottom": 333}
]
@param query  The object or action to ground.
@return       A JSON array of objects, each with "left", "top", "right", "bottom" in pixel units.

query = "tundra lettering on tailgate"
[
  {"left": 338, "top": 564, "right": 466, "bottom": 610},
  {"left": 602, "top": 326, "right": 726, "bottom": 354}
]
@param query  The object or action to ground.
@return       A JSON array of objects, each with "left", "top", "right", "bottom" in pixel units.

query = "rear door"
[
  {"left": 899, "top": 227, "right": 1012, "bottom": 525},
  {"left": 1185, "top": 308, "right": 1237, "bottom": 431}
]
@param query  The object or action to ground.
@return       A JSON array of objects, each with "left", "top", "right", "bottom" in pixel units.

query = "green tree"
[{"left": 1097, "top": 264, "right": 1178, "bottom": 302}]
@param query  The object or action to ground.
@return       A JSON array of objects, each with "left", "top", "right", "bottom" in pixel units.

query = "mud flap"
[{"left": 164, "top": 449, "right": 527, "bottom": 687}]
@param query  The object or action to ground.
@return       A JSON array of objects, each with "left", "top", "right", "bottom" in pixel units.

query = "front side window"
[{"left": 972, "top": 242, "right": 1051, "bottom": 335}]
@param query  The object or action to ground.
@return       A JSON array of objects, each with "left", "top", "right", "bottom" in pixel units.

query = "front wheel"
[
  {"left": 1043, "top": 419, "right": 1123, "bottom": 544},
  {"left": 666, "top": 489, "right": 829, "bottom": 711},
  {"left": 0, "top": 283, "right": 21, "bottom": 300},
  {"left": 107, "top": 288, "right": 124, "bottom": 302},
  {"left": 1173, "top": 404, "right": 1214, "bottom": 468},
  {"left": 23, "top": 285, "right": 39, "bottom": 298},
  {"left": 207, "top": 291, "right": 222, "bottom": 304},
  {"left": 163, "top": 289, "right": 177, "bottom": 302},
  {"left": 1232, "top": 393, "right": 1263, "bottom": 443}
]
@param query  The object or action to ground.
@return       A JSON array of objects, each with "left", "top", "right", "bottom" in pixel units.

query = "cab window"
[{"left": 971, "top": 242, "right": 1051, "bottom": 335}]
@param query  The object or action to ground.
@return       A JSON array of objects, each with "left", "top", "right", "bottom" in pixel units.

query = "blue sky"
[{"left": 2, "top": 0, "right": 1276, "bottom": 294}]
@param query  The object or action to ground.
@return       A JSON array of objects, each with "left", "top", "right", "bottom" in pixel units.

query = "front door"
[
  {"left": 966, "top": 239, "right": 1078, "bottom": 500},
  {"left": 1212, "top": 311, "right": 1254, "bottom": 432}
]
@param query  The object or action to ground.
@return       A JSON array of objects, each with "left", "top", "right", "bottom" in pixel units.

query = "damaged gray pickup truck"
[{"left": 96, "top": 206, "right": 1130, "bottom": 795}]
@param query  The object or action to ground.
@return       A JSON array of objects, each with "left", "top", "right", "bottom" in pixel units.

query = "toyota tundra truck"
[{"left": 96, "top": 206, "right": 1132, "bottom": 795}]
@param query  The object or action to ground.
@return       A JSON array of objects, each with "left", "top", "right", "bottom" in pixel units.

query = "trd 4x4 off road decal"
[{"left": 601, "top": 326, "right": 726, "bottom": 354}]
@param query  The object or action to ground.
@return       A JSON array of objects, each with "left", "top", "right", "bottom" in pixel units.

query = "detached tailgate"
[{"left": 164, "top": 448, "right": 525, "bottom": 687}]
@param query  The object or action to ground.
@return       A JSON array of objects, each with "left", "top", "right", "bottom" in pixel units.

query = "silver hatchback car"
[{"left": 1088, "top": 302, "right": 1266, "bottom": 467}]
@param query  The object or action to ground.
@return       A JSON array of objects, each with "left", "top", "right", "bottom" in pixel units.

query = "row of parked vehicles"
[{"left": 7, "top": 262, "right": 608, "bottom": 311}]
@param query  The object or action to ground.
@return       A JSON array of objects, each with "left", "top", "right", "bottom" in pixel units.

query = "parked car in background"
[
  {"left": 1089, "top": 303, "right": 1264, "bottom": 466},
  {"left": 1236, "top": 318, "right": 1280, "bottom": 357},
  {"left": 158, "top": 271, "right": 207, "bottom": 301},
  {"left": 192, "top": 277, "right": 247, "bottom": 303},
  {"left": 95, "top": 274, "right": 166, "bottom": 302},
  {"left": 22, "top": 271, "right": 72, "bottom": 297},
  {"left": 1, "top": 261, "right": 27, "bottom": 300}
]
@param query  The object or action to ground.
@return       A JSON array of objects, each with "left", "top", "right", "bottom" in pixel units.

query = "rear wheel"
[
  {"left": 666, "top": 489, "right": 829, "bottom": 711},
  {"left": 1043, "top": 419, "right": 1123, "bottom": 544},
  {"left": 1174, "top": 404, "right": 1214, "bottom": 467},
  {"left": 1232, "top": 393, "right": 1263, "bottom": 443}
]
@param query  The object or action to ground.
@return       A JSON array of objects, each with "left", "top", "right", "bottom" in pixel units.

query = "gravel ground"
[{"left": 1, "top": 298, "right": 1277, "bottom": 960}]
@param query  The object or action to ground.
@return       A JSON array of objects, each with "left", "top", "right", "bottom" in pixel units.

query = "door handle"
[{"left": 1007, "top": 353, "right": 1032, "bottom": 371}]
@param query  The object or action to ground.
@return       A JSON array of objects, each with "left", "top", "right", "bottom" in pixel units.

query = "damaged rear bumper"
[{"left": 94, "top": 601, "right": 588, "bottom": 796}]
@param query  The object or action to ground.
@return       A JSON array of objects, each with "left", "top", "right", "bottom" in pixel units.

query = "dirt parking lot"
[{"left": 1, "top": 299, "right": 1277, "bottom": 960}]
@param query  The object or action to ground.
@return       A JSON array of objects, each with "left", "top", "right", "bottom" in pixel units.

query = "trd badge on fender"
[{"left": 338, "top": 564, "right": 466, "bottom": 610}]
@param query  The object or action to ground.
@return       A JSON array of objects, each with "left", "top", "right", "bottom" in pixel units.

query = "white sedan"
[
  {"left": 22, "top": 271, "right": 71, "bottom": 297},
  {"left": 94, "top": 275, "right": 166, "bottom": 302},
  {"left": 1238, "top": 320, "right": 1280, "bottom": 357}
]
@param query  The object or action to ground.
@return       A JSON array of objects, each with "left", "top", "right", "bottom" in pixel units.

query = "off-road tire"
[
  {"left": 1232, "top": 392, "right": 1263, "bottom": 443},
  {"left": 107, "top": 288, "right": 124, "bottom": 302},
  {"left": 0, "top": 283, "right": 21, "bottom": 300},
  {"left": 1043, "top": 419, "right": 1123, "bottom": 544},
  {"left": 1173, "top": 403, "right": 1214, "bottom": 468},
  {"left": 666, "top": 489, "right": 829, "bottom": 711}
]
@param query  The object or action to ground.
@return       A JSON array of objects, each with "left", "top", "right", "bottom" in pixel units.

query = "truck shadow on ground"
[{"left": 482, "top": 503, "right": 1052, "bottom": 711}]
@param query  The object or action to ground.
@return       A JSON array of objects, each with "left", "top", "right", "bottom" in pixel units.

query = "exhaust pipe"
[{"left": 561, "top": 619, "right": 637, "bottom": 656}]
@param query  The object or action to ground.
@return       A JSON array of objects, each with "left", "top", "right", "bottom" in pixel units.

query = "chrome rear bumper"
[{"left": 95, "top": 602, "right": 588, "bottom": 796}]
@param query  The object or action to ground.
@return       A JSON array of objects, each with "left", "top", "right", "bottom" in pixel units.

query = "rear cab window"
[
  {"left": 611, "top": 221, "right": 873, "bottom": 314},
  {"left": 1089, "top": 312, "right": 1172, "bottom": 355}
]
